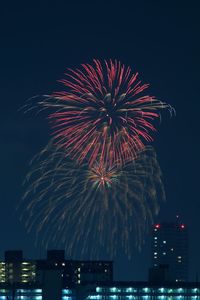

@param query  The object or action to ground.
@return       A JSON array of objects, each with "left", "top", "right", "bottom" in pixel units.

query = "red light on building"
[
  {"left": 154, "top": 224, "right": 160, "bottom": 229},
  {"left": 180, "top": 224, "right": 185, "bottom": 229}
]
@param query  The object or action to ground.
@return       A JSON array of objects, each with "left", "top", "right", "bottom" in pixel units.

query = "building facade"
[
  {"left": 151, "top": 221, "right": 189, "bottom": 282},
  {"left": 0, "top": 250, "right": 113, "bottom": 286},
  {"left": 0, "top": 281, "right": 200, "bottom": 300}
]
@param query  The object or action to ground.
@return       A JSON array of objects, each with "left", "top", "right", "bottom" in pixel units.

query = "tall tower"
[{"left": 151, "top": 219, "right": 189, "bottom": 282}]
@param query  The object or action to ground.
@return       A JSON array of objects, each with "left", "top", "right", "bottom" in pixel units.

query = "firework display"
[
  {"left": 27, "top": 59, "right": 173, "bottom": 166},
  {"left": 21, "top": 144, "right": 165, "bottom": 258},
  {"left": 21, "top": 59, "right": 173, "bottom": 258}
]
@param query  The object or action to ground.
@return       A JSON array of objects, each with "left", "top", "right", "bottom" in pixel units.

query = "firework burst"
[
  {"left": 20, "top": 144, "right": 165, "bottom": 259},
  {"left": 24, "top": 59, "right": 173, "bottom": 166}
]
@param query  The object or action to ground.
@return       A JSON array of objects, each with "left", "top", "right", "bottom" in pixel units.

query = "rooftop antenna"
[{"left": 176, "top": 214, "right": 180, "bottom": 224}]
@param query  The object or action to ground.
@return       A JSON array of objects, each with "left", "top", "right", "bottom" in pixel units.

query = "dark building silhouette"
[
  {"left": 4, "top": 251, "right": 23, "bottom": 262},
  {"left": 148, "top": 264, "right": 170, "bottom": 283},
  {"left": 151, "top": 220, "right": 189, "bottom": 282},
  {"left": 0, "top": 250, "right": 113, "bottom": 287},
  {"left": 47, "top": 249, "right": 65, "bottom": 262}
]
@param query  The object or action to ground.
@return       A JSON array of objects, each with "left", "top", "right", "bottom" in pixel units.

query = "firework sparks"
[
  {"left": 24, "top": 59, "right": 173, "bottom": 166},
  {"left": 88, "top": 163, "right": 119, "bottom": 190},
  {"left": 20, "top": 144, "right": 165, "bottom": 259},
  {"left": 20, "top": 59, "right": 174, "bottom": 258}
]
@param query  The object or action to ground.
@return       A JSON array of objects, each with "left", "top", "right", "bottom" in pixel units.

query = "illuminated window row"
[
  {"left": 95, "top": 287, "right": 200, "bottom": 294},
  {"left": 88, "top": 297, "right": 200, "bottom": 300},
  {"left": 62, "top": 289, "right": 73, "bottom": 295}
]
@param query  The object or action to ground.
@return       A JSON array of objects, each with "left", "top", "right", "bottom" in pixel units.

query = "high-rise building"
[{"left": 151, "top": 220, "right": 189, "bottom": 282}]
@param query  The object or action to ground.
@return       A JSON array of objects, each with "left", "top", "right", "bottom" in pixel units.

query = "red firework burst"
[{"left": 42, "top": 59, "right": 172, "bottom": 166}]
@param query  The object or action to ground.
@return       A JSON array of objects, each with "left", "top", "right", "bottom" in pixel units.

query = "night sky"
[{"left": 1, "top": 1, "right": 200, "bottom": 281}]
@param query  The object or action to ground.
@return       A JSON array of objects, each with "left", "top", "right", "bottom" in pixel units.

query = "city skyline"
[
  {"left": 0, "top": 217, "right": 193, "bottom": 282},
  {"left": 0, "top": 244, "right": 199, "bottom": 300},
  {"left": 1, "top": 0, "right": 200, "bottom": 282}
]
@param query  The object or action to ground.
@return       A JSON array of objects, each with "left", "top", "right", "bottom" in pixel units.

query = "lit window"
[
  {"left": 163, "top": 241, "right": 166, "bottom": 244},
  {"left": 154, "top": 237, "right": 157, "bottom": 240},
  {"left": 171, "top": 248, "right": 174, "bottom": 251},
  {"left": 163, "top": 252, "right": 166, "bottom": 255},
  {"left": 109, "top": 287, "right": 121, "bottom": 293},
  {"left": 63, "top": 289, "right": 72, "bottom": 295}
]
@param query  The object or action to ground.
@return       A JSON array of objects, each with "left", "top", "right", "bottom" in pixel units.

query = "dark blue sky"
[{"left": 0, "top": 1, "right": 200, "bottom": 281}]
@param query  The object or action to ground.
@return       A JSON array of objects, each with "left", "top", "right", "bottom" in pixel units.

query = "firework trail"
[
  {"left": 20, "top": 144, "right": 165, "bottom": 259},
  {"left": 23, "top": 59, "right": 174, "bottom": 166}
]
